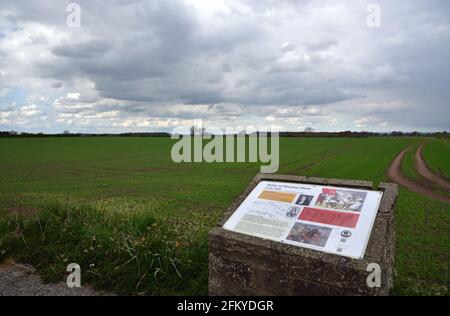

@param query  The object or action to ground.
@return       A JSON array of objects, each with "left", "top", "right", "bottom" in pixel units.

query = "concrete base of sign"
[{"left": 209, "top": 174, "right": 397, "bottom": 296}]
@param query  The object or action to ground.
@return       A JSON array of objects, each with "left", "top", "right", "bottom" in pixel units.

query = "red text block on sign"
[{"left": 299, "top": 207, "right": 360, "bottom": 228}]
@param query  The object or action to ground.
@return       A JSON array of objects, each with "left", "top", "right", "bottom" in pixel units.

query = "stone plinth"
[{"left": 209, "top": 174, "right": 397, "bottom": 296}]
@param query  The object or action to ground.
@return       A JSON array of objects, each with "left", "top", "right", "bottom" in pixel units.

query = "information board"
[{"left": 223, "top": 181, "right": 383, "bottom": 259}]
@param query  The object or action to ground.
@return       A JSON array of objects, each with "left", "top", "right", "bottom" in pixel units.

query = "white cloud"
[{"left": 20, "top": 104, "right": 40, "bottom": 116}]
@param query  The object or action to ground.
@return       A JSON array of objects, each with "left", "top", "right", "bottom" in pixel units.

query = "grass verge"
[{"left": 0, "top": 202, "right": 209, "bottom": 295}]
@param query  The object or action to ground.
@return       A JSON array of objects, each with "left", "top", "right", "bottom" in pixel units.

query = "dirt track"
[
  {"left": 414, "top": 144, "right": 450, "bottom": 192},
  {"left": 387, "top": 146, "right": 450, "bottom": 203}
]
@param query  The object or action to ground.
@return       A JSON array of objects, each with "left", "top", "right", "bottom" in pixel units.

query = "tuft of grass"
[{"left": 0, "top": 202, "right": 209, "bottom": 295}]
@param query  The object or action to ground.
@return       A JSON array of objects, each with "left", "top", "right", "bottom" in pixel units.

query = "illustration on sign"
[{"left": 222, "top": 181, "right": 383, "bottom": 259}]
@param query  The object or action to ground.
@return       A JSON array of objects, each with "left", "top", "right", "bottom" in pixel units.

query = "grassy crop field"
[
  {"left": 0, "top": 136, "right": 448, "bottom": 295},
  {"left": 422, "top": 138, "right": 450, "bottom": 179},
  {"left": 400, "top": 144, "right": 421, "bottom": 182}
]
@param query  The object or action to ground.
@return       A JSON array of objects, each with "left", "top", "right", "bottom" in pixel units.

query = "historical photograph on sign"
[
  {"left": 315, "top": 188, "right": 367, "bottom": 212},
  {"left": 286, "top": 206, "right": 301, "bottom": 218},
  {"left": 295, "top": 194, "right": 314, "bottom": 206},
  {"left": 286, "top": 222, "right": 332, "bottom": 247}
]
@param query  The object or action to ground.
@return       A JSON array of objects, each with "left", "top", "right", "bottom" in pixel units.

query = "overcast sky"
[{"left": 0, "top": 0, "right": 449, "bottom": 133}]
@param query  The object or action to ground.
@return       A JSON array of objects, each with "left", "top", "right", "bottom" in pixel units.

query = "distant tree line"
[
  {"left": 0, "top": 130, "right": 448, "bottom": 138},
  {"left": 279, "top": 131, "right": 449, "bottom": 138},
  {"left": 0, "top": 131, "right": 171, "bottom": 137}
]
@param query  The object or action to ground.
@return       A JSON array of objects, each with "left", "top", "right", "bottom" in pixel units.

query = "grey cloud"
[
  {"left": 0, "top": 0, "right": 449, "bottom": 132},
  {"left": 52, "top": 39, "right": 111, "bottom": 58}
]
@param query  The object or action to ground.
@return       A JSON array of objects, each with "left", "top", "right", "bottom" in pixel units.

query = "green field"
[{"left": 0, "top": 136, "right": 448, "bottom": 295}]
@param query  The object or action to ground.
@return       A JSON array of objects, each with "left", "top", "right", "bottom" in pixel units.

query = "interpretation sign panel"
[{"left": 223, "top": 180, "right": 383, "bottom": 259}]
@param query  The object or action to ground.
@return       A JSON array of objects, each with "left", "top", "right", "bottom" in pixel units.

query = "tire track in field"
[
  {"left": 278, "top": 141, "right": 352, "bottom": 170},
  {"left": 288, "top": 143, "right": 353, "bottom": 174},
  {"left": 387, "top": 147, "right": 450, "bottom": 203},
  {"left": 414, "top": 144, "right": 450, "bottom": 192}
]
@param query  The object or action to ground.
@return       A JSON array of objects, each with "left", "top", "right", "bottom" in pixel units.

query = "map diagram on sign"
[{"left": 222, "top": 181, "right": 383, "bottom": 259}]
